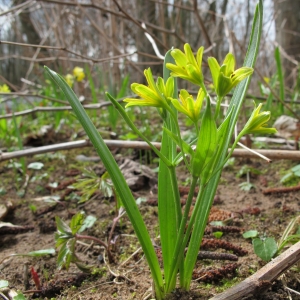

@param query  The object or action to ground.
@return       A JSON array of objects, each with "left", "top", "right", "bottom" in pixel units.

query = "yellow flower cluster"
[
  {"left": 65, "top": 67, "right": 85, "bottom": 87},
  {"left": 0, "top": 84, "right": 11, "bottom": 93}
]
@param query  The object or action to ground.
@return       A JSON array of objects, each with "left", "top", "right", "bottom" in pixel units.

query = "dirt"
[{"left": 1, "top": 147, "right": 300, "bottom": 300}]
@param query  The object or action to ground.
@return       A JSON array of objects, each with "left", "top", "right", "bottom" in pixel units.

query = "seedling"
[
  {"left": 55, "top": 212, "right": 113, "bottom": 269},
  {"left": 244, "top": 216, "right": 300, "bottom": 262},
  {"left": 71, "top": 169, "right": 114, "bottom": 204},
  {"left": 280, "top": 164, "right": 300, "bottom": 185}
]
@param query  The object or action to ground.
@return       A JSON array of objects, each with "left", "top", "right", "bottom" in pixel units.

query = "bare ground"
[{"left": 1, "top": 147, "right": 300, "bottom": 299}]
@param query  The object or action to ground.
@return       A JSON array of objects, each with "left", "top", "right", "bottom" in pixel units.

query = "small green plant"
[
  {"left": 237, "top": 165, "right": 260, "bottom": 191},
  {"left": 280, "top": 164, "right": 300, "bottom": 185},
  {"left": 244, "top": 216, "right": 300, "bottom": 262},
  {"left": 45, "top": 2, "right": 272, "bottom": 298},
  {"left": 0, "top": 279, "right": 27, "bottom": 300},
  {"left": 55, "top": 212, "right": 112, "bottom": 268},
  {"left": 71, "top": 169, "right": 114, "bottom": 203}
]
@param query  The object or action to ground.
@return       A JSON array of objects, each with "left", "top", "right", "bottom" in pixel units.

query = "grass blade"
[
  {"left": 159, "top": 50, "right": 181, "bottom": 292},
  {"left": 275, "top": 47, "right": 285, "bottom": 114}
]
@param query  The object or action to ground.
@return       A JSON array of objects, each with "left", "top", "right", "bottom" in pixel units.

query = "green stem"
[
  {"left": 169, "top": 165, "right": 182, "bottom": 225},
  {"left": 106, "top": 92, "right": 172, "bottom": 168},
  {"left": 224, "top": 131, "right": 244, "bottom": 163},
  {"left": 169, "top": 110, "right": 191, "bottom": 173},
  {"left": 180, "top": 184, "right": 205, "bottom": 288},
  {"left": 75, "top": 233, "right": 113, "bottom": 262},
  {"left": 166, "top": 176, "right": 199, "bottom": 291},
  {"left": 214, "top": 95, "right": 223, "bottom": 120},
  {"left": 200, "top": 81, "right": 208, "bottom": 97}
]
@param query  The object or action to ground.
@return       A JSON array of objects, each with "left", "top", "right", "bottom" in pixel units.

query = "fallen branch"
[
  {"left": 209, "top": 241, "right": 300, "bottom": 300},
  {"left": 262, "top": 184, "right": 300, "bottom": 195},
  {"left": 1, "top": 139, "right": 300, "bottom": 162}
]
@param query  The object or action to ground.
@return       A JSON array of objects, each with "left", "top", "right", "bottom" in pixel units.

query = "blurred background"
[{"left": 0, "top": 0, "right": 300, "bottom": 151}]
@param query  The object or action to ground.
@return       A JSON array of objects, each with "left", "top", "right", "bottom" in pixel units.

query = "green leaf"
[
  {"left": 239, "top": 181, "right": 255, "bottom": 191},
  {"left": 291, "top": 164, "right": 300, "bottom": 173},
  {"left": 210, "top": 221, "right": 225, "bottom": 226},
  {"left": 55, "top": 216, "right": 72, "bottom": 236},
  {"left": 78, "top": 215, "right": 97, "bottom": 233},
  {"left": 207, "top": 57, "right": 220, "bottom": 90},
  {"left": 27, "top": 162, "right": 44, "bottom": 170},
  {"left": 213, "top": 231, "right": 223, "bottom": 239},
  {"left": 253, "top": 237, "right": 278, "bottom": 261},
  {"left": 44, "top": 66, "right": 164, "bottom": 298},
  {"left": 70, "top": 212, "right": 84, "bottom": 235},
  {"left": 136, "top": 197, "right": 147, "bottom": 205},
  {"left": 13, "top": 294, "right": 27, "bottom": 300},
  {"left": 162, "top": 127, "right": 194, "bottom": 157},
  {"left": 56, "top": 238, "right": 76, "bottom": 270},
  {"left": 159, "top": 49, "right": 181, "bottom": 293},
  {"left": 0, "top": 280, "right": 9, "bottom": 289},
  {"left": 192, "top": 98, "right": 217, "bottom": 177},
  {"left": 280, "top": 172, "right": 294, "bottom": 184},
  {"left": 243, "top": 230, "right": 258, "bottom": 239},
  {"left": 26, "top": 248, "right": 55, "bottom": 257},
  {"left": 274, "top": 47, "right": 284, "bottom": 114}
]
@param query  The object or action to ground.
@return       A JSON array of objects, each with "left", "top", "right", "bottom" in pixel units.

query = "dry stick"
[
  {"left": 37, "top": 0, "right": 185, "bottom": 44},
  {"left": 0, "top": 92, "right": 69, "bottom": 105},
  {"left": 0, "top": 53, "right": 143, "bottom": 64},
  {"left": 262, "top": 184, "right": 300, "bottom": 195},
  {"left": 21, "top": 12, "right": 58, "bottom": 91},
  {"left": 79, "top": 6, "right": 143, "bottom": 77},
  {"left": 0, "top": 75, "right": 19, "bottom": 92},
  {"left": 0, "top": 98, "right": 128, "bottom": 119},
  {"left": 1, "top": 139, "right": 300, "bottom": 162},
  {"left": 209, "top": 241, "right": 300, "bottom": 300},
  {"left": 0, "top": 40, "right": 137, "bottom": 65},
  {"left": 0, "top": 0, "right": 35, "bottom": 17},
  {"left": 111, "top": 0, "right": 168, "bottom": 52}
]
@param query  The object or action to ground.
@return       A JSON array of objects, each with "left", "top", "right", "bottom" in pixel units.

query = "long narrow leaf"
[
  {"left": 275, "top": 47, "right": 285, "bottom": 114},
  {"left": 44, "top": 67, "right": 164, "bottom": 299},
  {"left": 159, "top": 50, "right": 181, "bottom": 292}
]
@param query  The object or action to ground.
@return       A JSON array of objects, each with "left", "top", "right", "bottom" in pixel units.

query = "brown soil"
[{"left": 1, "top": 148, "right": 300, "bottom": 299}]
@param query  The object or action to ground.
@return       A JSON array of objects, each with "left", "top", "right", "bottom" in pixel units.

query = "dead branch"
[
  {"left": 193, "top": 0, "right": 214, "bottom": 55},
  {"left": 262, "top": 184, "right": 300, "bottom": 195},
  {"left": 210, "top": 241, "right": 300, "bottom": 300},
  {"left": 0, "top": 40, "right": 137, "bottom": 64},
  {"left": 0, "top": 98, "right": 126, "bottom": 119},
  {"left": 1, "top": 140, "right": 300, "bottom": 162}
]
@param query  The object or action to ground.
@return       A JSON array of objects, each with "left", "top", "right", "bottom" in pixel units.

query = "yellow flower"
[
  {"left": 65, "top": 74, "right": 74, "bottom": 87},
  {"left": 124, "top": 68, "right": 173, "bottom": 110},
  {"left": 241, "top": 102, "right": 277, "bottom": 135},
  {"left": 73, "top": 67, "right": 85, "bottom": 82},
  {"left": 166, "top": 44, "right": 204, "bottom": 86},
  {"left": 170, "top": 89, "right": 204, "bottom": 124},
  {"left": 0, "top": 84, "right": 11, "bottom": 93},
  {"left": 208, "top": 53, "right": 253, "bottom": 98}
]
